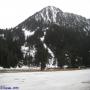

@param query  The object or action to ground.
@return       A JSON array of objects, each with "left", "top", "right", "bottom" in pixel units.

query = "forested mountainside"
[{"left": 0, "top": 6, "right": 90, "bottom": 70}]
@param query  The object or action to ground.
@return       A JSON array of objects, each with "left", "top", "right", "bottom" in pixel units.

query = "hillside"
[{"left": 0, "top": 6, "right": 90, "bottom": 69}]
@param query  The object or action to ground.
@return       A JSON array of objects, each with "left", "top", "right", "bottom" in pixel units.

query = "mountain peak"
[
  {"left": 44, "top": 6, "right": 62, "bottom": 12},
  {"left": 34, "top": 6, "right": 63, "bottom": 23},
  {"left": 18, "top": 6, "right": 89, "bottom": 31}
]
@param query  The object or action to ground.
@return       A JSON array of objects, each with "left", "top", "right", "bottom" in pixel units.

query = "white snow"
[
  {"left": 0, "top": 69, "right": 90, "bottom": 90},
  {"left": 63, "top": 65, "right": 68, "bottom": 69},
  {"left": 51, "top": 6, "right": 58, "bottom": 22},
  {"left": 0, "top": 34, "right": 4, "bottom": 38},
  {"left": 40, "top": 30, "right": 55, "bottom": 67},
  {"left": 22, "top": 28, "right": 35, "bottom": 40},
  {"left": 21, "top": 45, "right": 29, "bottom": 52},
  {"left": 35, "top": 14, "right": 42, "bottom": 21},
  {"left": 29, "top": 46, "right": 36, "bottom": 57},
  {"left": 45, "top": 6, "right": 61, "bottom": 23},
  {"left": 0, "top": 66, "right": 41, "bottom": 71},
  {"left": 83, "top": 28, "right": 87, "bottom": 32},
  {"left": 40, "top": 11, "right": 46, "bottom": 21},
  {"left": 42, "top": 43, "right": 56, "bottom": 67},
  {"left": 10, "top": 66, "right": 29, "bottom": 70},
  {"left": 42, "top": 42, "right": 55, "bottom": 67},
  {"left": 36, "top": 6, "right": 62, "bottom": 23},
  {"left": 21, "top": 44, "right": 36, "bottom": 58},
  {"left": 40, "top": 36, "right": 44, "bottom": 41},
  {"left": 21, "top": 45, "right": 29, "bottom": 57},
  {"left": 0, "top": 67, "right": 3, "bottom": 70},
  {"left": 46, "top": 8, "right": 51, "bottom": 23}
]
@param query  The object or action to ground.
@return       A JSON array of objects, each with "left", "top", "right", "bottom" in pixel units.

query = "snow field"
[{"left": 0, "top": 69, "right": 90, "bottom": 90}]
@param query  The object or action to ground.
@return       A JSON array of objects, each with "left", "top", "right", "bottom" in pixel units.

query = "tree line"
[{"left": 0, "top": 24, "right": 90, "bottom": 70}]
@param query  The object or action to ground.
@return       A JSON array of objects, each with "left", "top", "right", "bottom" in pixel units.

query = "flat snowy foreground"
[{"left": 0, "top": 69, "right": 90, "bottom": 90}]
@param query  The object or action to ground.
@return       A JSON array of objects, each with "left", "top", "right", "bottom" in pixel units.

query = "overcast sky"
[{"left": 0, "top": 0, "right": 90, "bottom": 29}]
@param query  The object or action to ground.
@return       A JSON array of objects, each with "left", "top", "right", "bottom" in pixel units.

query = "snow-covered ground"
[{"left": 0, "top": 69, "right": 90, "bottom": 90}]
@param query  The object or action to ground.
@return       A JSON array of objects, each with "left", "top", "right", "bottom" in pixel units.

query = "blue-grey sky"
[{"left": 0, "top": 0, "right": 90, "bottom": 29}]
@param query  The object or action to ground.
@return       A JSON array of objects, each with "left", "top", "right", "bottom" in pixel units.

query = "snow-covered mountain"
[
  {"left": 14, "top": 6, "right": 90, "bottom": 67},
  {"left": 17, "top": 6, "right": 90, "bottom": 32},
  {"left": 0, "top": 6, "right": 90, "bottom": 68}
]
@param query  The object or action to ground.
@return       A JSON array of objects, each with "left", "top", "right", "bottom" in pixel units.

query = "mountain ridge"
[{"left": 16, "top": 6, "right": 90, "bottom": 32}]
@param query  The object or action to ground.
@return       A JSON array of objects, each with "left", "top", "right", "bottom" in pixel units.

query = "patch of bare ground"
[{"left": 0, "top": 68, "right": 81, "bottom": 73}]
